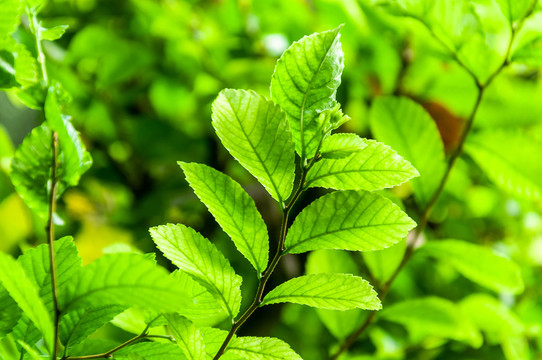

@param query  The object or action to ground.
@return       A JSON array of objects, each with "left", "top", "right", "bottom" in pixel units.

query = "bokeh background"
[{"left": 1, "top": 0, "right": 542, "bottom": 359}]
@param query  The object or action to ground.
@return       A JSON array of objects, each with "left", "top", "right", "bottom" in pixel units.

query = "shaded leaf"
[
  {"left": 370, "top": 96, "right": 446, "bottom": 206},
  {"left": 495, "top": 0, "right": 533, "bottom": 23},
  {"left": 381, "top": 297, "right": 482, "bottom": 347},
  {"left": 421, "top": 239, "right": 524, "bottom": 293},
  {"left": 305, "top": 250, "right": 365, "bottom": 339},
  {"left": 460, "top": 293, "right": 524, "bottom": 336},
  {"left": 362, "top": 239, "right": 407, "bottom": 284},
  {"left": 59, "top": 305, "right": 125, "bottom": 349},
  {"left": 0, "top": 285, "right": 20, "bottom": 337},
  {"left": 115, "top": 342, "right": 187, "bottom": 360},
  {"left": 465, "top": 130, "right": 542, "bottom": 200}
]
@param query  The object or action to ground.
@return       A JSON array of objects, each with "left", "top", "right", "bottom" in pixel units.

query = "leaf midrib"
[
  {"left": 306, "top": 167, "right": 414, "bottom": 187},
  {"left": 224, "top": 94, "right": 283, "bottom": 203},
  {"left": 286, "top": 222, "right": 412, "bottom": 253},
  {"left": 298, "top": 33, "right": 339, "bottom": 160},
  {"left": 190, "top": 170, "right": 263, "bottom": 273},
  {"left": 161, "top": 235, "right": 238, "bottom": 319}
]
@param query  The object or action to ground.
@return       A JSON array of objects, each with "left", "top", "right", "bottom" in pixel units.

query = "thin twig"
[
  {"left": 329, "top": 4, "right": 537, "bottom": 358},
  {"left": 62, "top": 317, "right": 160, "bottom": 360}
]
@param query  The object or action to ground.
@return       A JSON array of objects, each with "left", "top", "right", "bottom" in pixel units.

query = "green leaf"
[
  {"left": 284, "top": 190, "right": 416, "bottom": 254},
  {"left": 494, "top": 0, "right": 533, "bottom": 23},
  {"left": 460, "top": 293, "right": 524, "bottom": 336},
  {"left": 319, "top": 133, "right": 366, "bottom": 159},
  {"left": 45, "top": 88, "right": 92, "bottom": 186},
  {"left": 374, "top": 0, "right": 434, "bottom": 19},
  {"left": 511, "top": 35, "right": 542, "bottom": 66},
  {"left": 370, "top": 96, "right": 446, "bottom": 206},
  {"left": 0, "top": 0, "right": 23, "bottom": 37},
  {"left": 13, "top": 237, "right": 82, "bottom": 354},
  {"left": 13, "top": 43, "right": 39, "bottom": 88},
  {"left": 305, "top": 140, "right": 418, "bottom": 191},
  {"left": 261, "top": 273, "right": 381, "bottom": 310},
  {"left": 381, "top": 297, "right": 482, "bottom": 347},
  {"left": 40, "top": 25, "right": 69, "bottom": 41},
  {"left": 16, "top": 341, "right": 42, "bottom": 360},
  {"left": 19, "top": 237, "right": 82, "bottom": 313},
  {"left": 510, "top": 12, "right": 542, "bottom": 66},
  {"left": 211, "top": 89, "right": 295, "bottom": 203},
  {"left": 164, "top": 314, "right": 205, "bottom": 360},
  {"left": 149, "top": 224, "right": 243, "bottom": 320},
  {"left": 502, "top": 335, "right": 531, "bottom": 360},
  {"left": 305, "top": 250, "right": 365, "bottom": 339},
  {"left": 0, "top": 50, "right": 18, "bottom": 89},
  {"left": 461, "top": 293, "right": 528, "bottom": 360},
  {"left": 270, "top": 27, "right": 344, "bottom": 159},
  {"left": 465, "top": 130, "right": 542, "bottom": 200},
  {"left": 421, "top": 239, "right": 524, "bottom": 294},
  {"left": 362, "top": 239, "right": 407, "bottom": 284},
  {"left": 0, "top": 38, "right": 39, "bottom": 89},
  {"left": 10, "top": 93, "right": 91, "bottom": 218},
  {"left": 0, "top": 336, "right": 20, "bottom": 360},
  {"left": 115, "top": 342, "right": 187, "bottom": 360},
  {"left": 228, "top": 336, "right": 303, "bottom": 360},
  {"left": 59, "top": 253, "right": 213, "bottom": 319},
  {"left": 200, "top": 327, "right": 231, "bottom": 358},
  {"left": 10, "top": 124, "right": 53, "bottom": 218},
  {"left": 169, "top": 270, "right": 226, "bottom": 324},
  {"left": 0, "top": 252, "right": 54, "bottom": 352},
  {"left": 179, "top": 162, "right": 269, "bottom": 275},
  {"left": 59, "top": 305, "right": 125, "bottom": 349},
  {"left": 0, "top": 285, "right": 21, "bottom": 337}
]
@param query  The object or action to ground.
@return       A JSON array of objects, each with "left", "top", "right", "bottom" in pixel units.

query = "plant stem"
[
  {"left": 213, "top": 169, "right": 309, "bottom": 359},
  {"left": 329, "top": 6, "right": 537, "bottom": 358},
  {"left": 47, "top": 133, "right": 60, "bottom": 360},
  {"left": 30, "top": 8, "right": 60, "bottom": 358},
  {"left": 62, "top": 333, "right": 145, "bottom": 360},
  {"left": 62, "top": 317, "right": 160, "bottom": 360}
]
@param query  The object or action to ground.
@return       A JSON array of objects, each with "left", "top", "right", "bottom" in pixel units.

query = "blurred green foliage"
[{"left": 1, "top": 0, "right": 542, "bottom": 359}]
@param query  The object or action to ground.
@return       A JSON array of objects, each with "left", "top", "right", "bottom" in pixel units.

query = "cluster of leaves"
[{"left": 1, "top": 0, "right": 542, "bottom": 359}]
